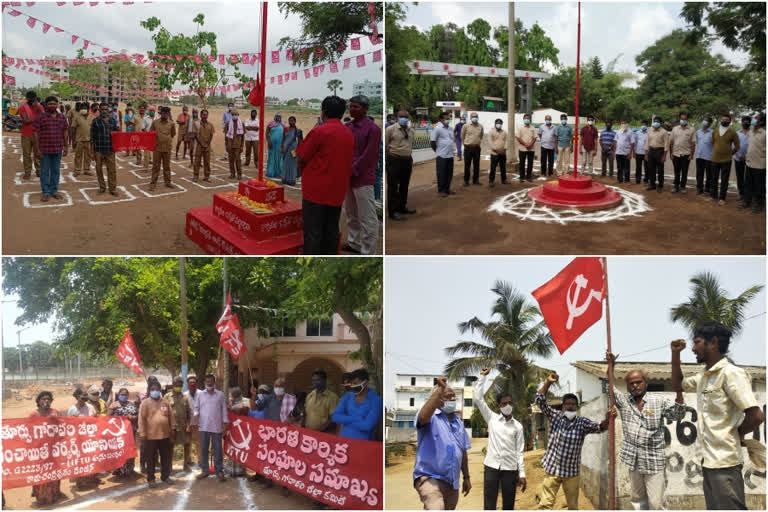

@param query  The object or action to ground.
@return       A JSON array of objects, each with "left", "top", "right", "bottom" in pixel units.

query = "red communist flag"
[
  {"left": 116, "top": 330, "right": 144, "bottom": 375},
  {"left": 248, "top": 77, "right": 262, "bottom": 106},
  {"left": 219, "top": 314, "right": 244, "bottom": 359},
  {"left": 532, "top": 257, "right": 605, "bottom": 355},
  {"left": 216, "top": 292, "right": 233, "bottom": 333}
]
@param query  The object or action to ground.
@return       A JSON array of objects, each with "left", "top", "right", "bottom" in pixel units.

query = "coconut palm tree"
[
  {"left": 670, "top": 271, "right": 763, "bottom": 337},
  {"left": 444, "top": 280, "right": 557, "bottom": 437}
]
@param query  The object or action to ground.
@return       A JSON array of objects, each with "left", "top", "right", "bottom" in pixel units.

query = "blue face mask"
[
  {"left": 118, "top": 395, "right": 128, "bottom": 403},
  {"left": 751, "top": 119, "right": 758, "bottom": 126},
  {"left": 652, "top": 122, "right": 661, "bottom": 129},
  {"left": 560, "top": 119, "right": 567, "bottom": 125},
  {"left": 545, "top": 120, "right": 552, "bottom": 125},
  {"left": 398, "top": 117, "right": 408, "bottom": 127},
  {"left": 150, "top": 390, "right": 161, "bottom": 400},
  {"left": 702, "top": 121, "right": 709, "bottom": 128},
  {"left": 641, "top": 125, "right": 647, "bottom": 131},
  {"left": 471, "top": 117, "right": 478, "bottom": 124},
  {"left": 523, "top": 119, "right": 531, "bottom": 125},
  {"left": 680, "top": 120, "right": 688, "bottom": 126}
]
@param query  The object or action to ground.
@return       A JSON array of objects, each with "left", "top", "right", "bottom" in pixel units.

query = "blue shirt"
[
  {"left": 599, "top": 129, "right": 616, "bottom": 150},
  {"left": 695, "top": 128, "right": 714, "bottom": 160},
  {"left": 413, "top": 408, "right": 471, "bottom": 489},
  {"left": 734, "top": 130, "right": 750, "bottom": 161},
  {"left": 538, "top": 124, "right": 557, "bottom": 150},
  {"left": 615, "top": 129, "right": 634, "bottom": 155},
  {"left": 248, "top": 409, "right": 265, "bottom": 419},
  {"left": 453, "top": 122, "right": 465, "bottom": 140},
  {"left": 222, "top": 110, "right": 233, "bottom": 131},
  {"left": 632, "top": 130, "right": 648, "bottom": 155},
  {"left": 555, "top": 124, "right": 573, "bottom": 147},
  {"left": 430, "top": 124, "right": 455, "bottom": 159},
  {"left": 331, "top": 388, "right": 382, "bottom": 440}
]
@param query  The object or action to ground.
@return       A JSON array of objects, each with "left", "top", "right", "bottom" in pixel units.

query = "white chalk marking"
[
  {"left": 131, "top": 182, "right": 188, "bottom": 198},
  {"left": 79, "top": 186, "right": 137, "bottom": 205},
  {"left": 15, "top": 172, "right": 67, "bottom": 185},
  {"left": 67, "top": 482, "right": 148, "bottom": 510},
  {"left": 66, "top": 172, "right": 99, "bottom": 183},
  {"left": 172, "top": 471, "right": 198, "bottom": 510},
  {"left": 180, "top": 176, "right": 236, "bottom": 189},
  {"left": 238, "top": 474, "right": 258, "bottom": 510},
  {"left": 22, "top": 190, "right": 74, "bottom": 208},
  {"left": 129, "top": 169, "right": 177, "bottom": 180}
]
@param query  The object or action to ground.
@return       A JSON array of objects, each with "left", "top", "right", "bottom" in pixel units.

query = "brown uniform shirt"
[
  {"left": 670, "top": 125, "right": 696, "bottom": 156},
  {"left": 645, "top": 127, "right": 670, "bottom": 153},
  {"left": 385, "top": 123, "right": 414, "bottom": 158},
  {"left": 489, "top": 128, "right": 508, "bottom": 155},
  {"left": 151, "top": 118, "right": 176, "bottom": 152},
  {"left": 71, "top": 113, "right": 91, "bottom": 142},
  {"left": 227, "top": 120, "right": 244, "bottom": 149},
  {"left": 138, "top": 397, "right": 175, "bottom": 441},
  {"left": 197, "top": 121, "right": 215, "bottom": 148},
  {"left": 177, "top": 113, "right": 189, "bottom": 137},
  {"left": 516, "top": 125, "right": 537, "bottom": 149},
  {"left": 461, "top": 123, "right": 484, "bottom": 146}
]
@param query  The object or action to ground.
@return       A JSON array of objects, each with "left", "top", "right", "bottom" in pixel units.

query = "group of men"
[{"left": 412, "top": 321, "right": 764, "bottom": 510}]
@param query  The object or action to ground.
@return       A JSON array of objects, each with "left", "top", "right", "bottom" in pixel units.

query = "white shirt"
[
  {"left": 430, "top": 123, "right": 455, "bottom": 159},
  {"left": 244, "top": 119, "right": 259, "bottom": 142},
  {"left": 473, "top": 374, "right": 526, "bottom": 476},
  {"left": 143, "top": 115, "right": 154, "bottom": 131}
]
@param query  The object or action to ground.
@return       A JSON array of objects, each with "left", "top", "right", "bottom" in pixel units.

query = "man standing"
[
  {"left": 226, "top": 109, "right": 245, "bottom": 180},
  {"left": 474, "top": 368, "right": 526, "bottom": 510},
  {"left": 296, "top": 96, "right": 355, "bottom": 254},
  {"left": 33, "top": 96, "right": 69, "bottom": 202},
  {"left": 132, "top": 105, "right": 146, "bottom": 166},
  {"left": 138, "top": 380, "right": 175, "bottom": 488},
  {"left": 194, "top": 374, "right": 229, "bottom": 482},
  {"left": 90, "top": 102, "right": 120, "bottom": 196},
  {"left": 142, "top": 106, "right": 156, "bottom": 169},
  {"left": 515, "top": 114, "right": 537, "bottom": 182},
  {"left": 742, "top": 113, "right": 766, "bottom": 213},
  {"left": 303, "top": 369, "right": 339, "bottom": 434},
  {"left": 185, "top": 375, "right": 201, "bottom": 469},
  {"left": 332, "top": 368, "right": 382, "bottom": 440},
  {"left": 66, "top": 103, "right": 76, "bottom": 151},
  {"left": 175, "top": 106, "right": 190, "bottom": 160},
  {"left": 461, "top": 112, "right": 484, "bottom": 186},
  {"left": 539, "top": 115, "right": 557, "bottom": 177},
  {"left": 385, "top": 114, "right": 396, "bottom": 129},
  {"left": 600, "top": 121, "right": 616, "bottom": 177},
  {"left": 554, "top": 114, "right": 574, "bottom": 176},
  {"left": 488, "top": 118, "right": 508, "bottom": 187},
  {"left": 606, "top": 352, "right": 686, "bottom": 510},
  {"left": 412, "top": 376, "right": 471, "bottom": 510},
  {"left": 20, "top": 91, "right": 44, "bottom": 179},
  {"left": 453, "top": 115, "right": 466, "bottom": 161},
  {"left": 733, "top": 116, "right": 751, "bottom": 200},
  {"left": 671, "top": 323, "right": 765, "bottom": 509},
  {"left": 222, "top": 102, "right": 234, "bottom": 161},
  {"left": 430, "top": 111, "right": 456, "bottom": 197},
  {"left": 385, "top": 110, "right": 415, "bottom": 221},
  {"left": 344, "top": 95, "right": 381, "bottom": 255},
  {"left": 194, "top": 109, "right": 215, "bottom": 182},
  {"left": 186, "top": 108, "right": 200, "bottom": 165},
  {"left": 613, "top": 120, "right": 634, "bottom": 184},
  {"left": 244, "top": 109, "right": 260, "bottom": 168},
  {"left": 150, "top": 106, "right": 177, "bottom": 190},
  {"left": 579, "top": 115, "right": 598, "bottom": 175},
  {"left": 100, "top": 378, "right": 115, "bottom": 408},
  {"left": 70, "top": 103, "right": 93, "bottom": 176},
  {"left": 632, "top": 121, "right": 649, "bottom": 184},
  {"left": 695, "top": 117, "right": 714, "bottom": 195},
  {"left": 669, "top": 112, "right": 696, "bottom": 193},
  {"left": 710, "top": 114, "right": 740, "bottom": 205},
  {"left": 165, "top": 376, "right": 192, "bottom": 472},
  {"left": 536, "top": 372, "right": 611, "bottom": 510},
  {"left": 644, "top": 116, "right": 670, "bottom": 193}
]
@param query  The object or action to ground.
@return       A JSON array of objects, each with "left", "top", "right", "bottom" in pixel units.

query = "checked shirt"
[
  {"left": 614, "top": 389, "right": 687, "bottom": 474},
  {"left": 536, "top": 393, "right": 602, "bottom": 478},
  {"left": 33, "top": 111, "right": 68, "bottom": 154},
  {"left": 91, "top": 116, "right": 119, "bottom": 154}
]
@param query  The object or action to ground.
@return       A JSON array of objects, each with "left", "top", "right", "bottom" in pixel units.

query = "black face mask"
[
  {"left": 721, "top": 121, "right": 730, "bottom": 127},
  {"left": 606, "top": 124, "right": 612, "bottom": 130},
  {"left": 344, "top": 385, "right": 352, "bottom": 393}
]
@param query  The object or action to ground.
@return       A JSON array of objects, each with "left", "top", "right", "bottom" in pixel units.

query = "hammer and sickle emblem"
[
  {"left": 229, "top": 419, "right": 252, "bottom": 450},
  {"left": 129, "top": 135, "right": 140, "bottom": 151},
  {"left": 565, "top": 274, "right": 602, "bottom": 330},
  {"left": 101, "top": 417, "right": 128, "bottom": 437}
]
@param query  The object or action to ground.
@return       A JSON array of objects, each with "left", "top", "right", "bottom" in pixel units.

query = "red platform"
[
  {"left": 527, "top": 174, "right": 622, "bottom": 210},
  {"left": 238, "top": 180, "right": 284, "bottom": 204}
]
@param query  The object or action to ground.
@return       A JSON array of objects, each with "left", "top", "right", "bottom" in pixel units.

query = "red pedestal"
[
  {"left": 527, "top": 175, "right": 622, "bottom": 210},
  {"left": 212, "top": 192, "right": 302, "bottom": 242},
  {"left": 238, "top": 180, "right": 284, "bottom": 204}
]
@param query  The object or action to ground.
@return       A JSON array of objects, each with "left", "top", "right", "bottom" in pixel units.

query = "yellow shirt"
[
  {"left": 746, "top": 127, "right": 766, "bottom": 169},
  {"left": 645, "top": 127, "right": 670, "bottom": 152},
  {"left": 461, "top": 123, "right": 484, "bottom": 146},
  {"left": 516, "top": 125, "right": 537, "bottom": 148},
  {"left": 670, "top": 125, "right": 696, "bottom": 156},
  {"left": 489, "top": 128, "right": 507, "bottom": 155},
  {"left": 385, "top": 123, "right": 414, "bottom": 158},
  {"left": 304, "top": 388, "right": 339, "bottom": 431},
  {"left": 682, "top": 358, "right": 758, "bottom": 469}
]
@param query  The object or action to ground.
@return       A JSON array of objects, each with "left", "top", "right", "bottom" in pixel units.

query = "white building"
[
  {"left": 352, "top": 80, "right": 382, "bottom": 99},
  {"left": 392, "top": 373, "right": 476, "bottom": 430},
  {"left": 42, "top": 55, "right": 68, "bottom": 88}
]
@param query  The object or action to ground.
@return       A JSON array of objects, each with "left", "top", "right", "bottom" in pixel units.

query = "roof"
[
  {"left": 482, "top": 96, "right": 504, "bottom": 101},
  {"left": 572, "top": 360, "right": 766, "bottom": 382}
]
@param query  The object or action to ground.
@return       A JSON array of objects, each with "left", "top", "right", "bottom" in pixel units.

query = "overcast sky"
[
  {"left": 399, "top": 1, "right": 750, "bottom": 82},
  {"left": 1, "top": 1, "right": 382, "bottom": 100},
  {"left": 385, "top": 256, "right": 766, "bottom": 407}
]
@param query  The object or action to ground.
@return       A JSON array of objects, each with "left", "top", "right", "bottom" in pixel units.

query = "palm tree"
[
  {"left": 327, "top": 79, "right": 343, "bottom": 96},
  {"left": 670, "top": 271, "right": 763, "bottom": 337},
  {"left": 444, "top": 280, "right": 557, "bottom": 438}
]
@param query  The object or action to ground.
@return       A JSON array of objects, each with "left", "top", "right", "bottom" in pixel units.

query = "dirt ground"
[
  {"left": 2, "top": 106, "right": 382, "bottom": 255},
  {"left": 2, "top": 380, "right": 317, "bottom": 510},
  {"left": 385, "top": 438, "right": 595, "bottom": 510},
  {"left": 385, "top": 153, "right": 765, "bottom": 255}
]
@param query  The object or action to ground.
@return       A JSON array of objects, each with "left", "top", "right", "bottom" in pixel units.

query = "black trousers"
[
  {"left": 464, "top": 145, "right": 481, "bottom": 183},
  {"left": 518, "top": 151, "right": 534, "bottom": 180},
  {"left": 635, "top": 155, "right": 646, "bottom": 183},
  {"left": 145, "top": 438, "right": 172, "bottom": 483},
  {"left": 672, "top": 155, "right": 691, "bottom": 190},
  {"left": 489, "top": 154, "right": 507, "bottom": 183},
  {"left": 743, "top": 166, "right": 766, "bottom": 207},
  {"left": 436, "top": 156, "right": 454, "bottom": 194},
  {"left": 647, "top": 148, "right": 664, "bottom": 188},
  {"left": 616, "top": 154, "right": 630, "bottom": 183},
  {"left": 601, "top": 147, "right": 614, "bottom": 175},
  {"left": 386, "top": 155, "right": 413, "bottom": 217},
  {"left": 696, "top": 158, "right": 712, "bottom": 193},
  {"left": 703, "top": 465, "right": 746, "bottom": 510},
  {"left": 483, "top": 466, "right": 518, "bottom": 510},
  {"left": 540, "top": 148, "right": 555, "bottom": 176},
  {"left": 734, "top": 159, "right": 746, "bottom": 196},
  {"left": 302, "top": 199, "right": 341, "bottom": 255},
  {"left": 711, "top": 160, "right": 731, "bottom": 200}
]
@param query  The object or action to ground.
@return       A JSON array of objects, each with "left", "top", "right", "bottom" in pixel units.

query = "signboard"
[
  {"left": 407, "top": 60, "right": 551, "bottom": 79},
  {"left": 435, "top": 101, "right": 465, "bottom": 107}
]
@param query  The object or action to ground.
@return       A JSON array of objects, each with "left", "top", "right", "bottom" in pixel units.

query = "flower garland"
[
  {"left": 250, "top": 178, "right": 278, "bottom": 188},
  {"left": 234, "top": 192, "right": 273, "bottom": 214}
]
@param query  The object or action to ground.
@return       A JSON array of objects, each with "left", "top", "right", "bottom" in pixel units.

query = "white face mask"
[
  {"left": 587, "top": 120, "right": 593, "bottom": 125},
  {"left": 495, "top": 123, "right": 502, "bottom": 130},
  {"left": 563, "top": 410, "right": 577, "bottom": 420},
  {"left": 442, "top": 400, "right": 457, "bottom": 414},
  {"left": 500, "top": 404, "right": 513, "bottom": 416},
  {"left": 274, "top": 387, "right": 285, "bottom": 397}
]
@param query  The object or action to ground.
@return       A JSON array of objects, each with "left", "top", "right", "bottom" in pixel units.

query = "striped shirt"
[
  {"left": 599, "top": 129, "right": 616, "bottom": 151},
  {"left": 33, "top": 111, "right": 68, "bottom": 154},
  {"left": 90, "top": 116, "right": 119, "bottom": 154}
]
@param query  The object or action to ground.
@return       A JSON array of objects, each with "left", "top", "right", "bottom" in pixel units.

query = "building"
[
  {"left": 352, "top": 80, "right": 382, "bottom": 99},
  {"left": 42, "top": 55, "right": 69, "bottom": 88}
]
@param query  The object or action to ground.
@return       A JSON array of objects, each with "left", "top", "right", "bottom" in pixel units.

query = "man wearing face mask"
[
  {"left": 138, "top": 380, "right": 175, "bottom": 488},
  {"left": 710, "top": 113, "right": 740, "bottom": 205},
  {"left": 474, "top": 368, "right": 526, "bottom": 510},
  {"left": 412, "top": 376, "right": 471, "bottom": 510},
  {"left": 605, "top": 352, "right": 686, "bottom": 510},
  {"left": 385, "top": 109, "right": 415, "bottom": 220},
  {"left": 266, "top": 377, "right": 297, "bottom": 423},
  {"left": 226, "top": 109, "right": 245, "bottom": 180},
  {"left": 248, "top": 384, "right": 270, "bottom": 420},
  {"left": 539, "top": 115, "right": 557, "bottom": 177},
  {"left": 430, "top": 111, "right": 456, "bottom": 197},
  {"left": 222, "top": 102, "right": 234, "bottom": 161},
  {"left": 33, "top": 96, "right": 69, "bottom": 202},
  {"left": 303, "top": 369, "right": 339, "bottom": 434},
  {"left": 150, "top": 106, "right": 177, "bottom": 190},
  {"left": 613, "top": 120, "right": 634, "bottom": 184},
  {"left": 244, "top": 109, "right": 260, "bottom": 168},
  {"left": 632, "top": 121, "right": 649, "bottom": 184},
  {"left": 695, "top": 117, "right": 714, "bottom": 195},
  {"left": 644, "top": 116, "right": 670, "bottom": 193},
  {"left": 165, "top": 376, "right": 192, "bottom": 472},
  {"left": 536, "top": 373, "right": 612, "bottom": 510},
  {"left": 194, "top": 109, "right": 215, "bottom": 182},
  {"left": 599, "top": 121, "right": 616, "bottom": 177},
  {"left": 579, "top": 115, "right": 598, "bottom": 175},
  {"left": 461, "top": 112, "right": 484, "bottom": 186},
  {"left": 67, "top": 388, "right": 100, "bottom": 490},
  {"left": 142, "top": 106, "right": 156, "bottom": 169},
  {"left": 488, "top": 118, "right": 508, "bottom": 187},
  {"left": 332, "top": 368, "right": 382, "bottom": 440},
  {"left": 90, "top": 102, "right": 120, "bottom": 196},
  {"left": 453, "top": 115, "right": 466, "bottom": 161},
  {"left": 186, "top": 108, "right": 200, "bottom": 165},
  {"left": 20, "top": 91, "right": 44, "bottom": 179},
  {"left": 194, "top": 374, "right": 229, "bottom": 481},
  {"left": 515, "top": 113, "right": 537, "bottom": 182},
  {"left": 669, "top": 112, "right": 696, "bottom": 194},
  {"left": 733, "top": 116, "right": 751, "bottom": 201},
  {"left": 70, "top": 102, "right": 93, "bottom": 176},
  {"left": 554, "top": 114, "right": 574, "bottom": 176},
  {"left": 742, "top": 112, "right": 766, "bottom": 213},
  {"left": 175, "top": 106, "right": 190, "bottom": 161},
  {"left": 184, "top": 376, "right": 201, "bottom": 469}
]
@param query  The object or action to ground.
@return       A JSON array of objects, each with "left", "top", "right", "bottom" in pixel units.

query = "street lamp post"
[{"left": 16, "top": 326, "right": 30, "bottom": 380}]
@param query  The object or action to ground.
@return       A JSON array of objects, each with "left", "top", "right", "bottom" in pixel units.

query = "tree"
[
  {"left": 327, "top": 79, "right": 343, "bottom": 96},
  {"left": 588, "top": 56, "right": 604, "bottom": 79},
  {"left": 670, "top": 271, "right": 763, "bottom": 337},
  {"left": 443, "top": 280, "right": 556, "bottom": 439}
]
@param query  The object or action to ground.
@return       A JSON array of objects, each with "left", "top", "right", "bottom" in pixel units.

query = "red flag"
[
  {"left": 271, "top": 51, "right": 279, "bottom": 63},
  {"left": 356, "top": 55, "right": 366, "bottom": 68},
  {"left": 277, "top": 74, "right": 283, "bottom": 85},
  {"left": 291, "top": 71, "right": 297, "bottom": 81},
  {"left": 330, "top": 62, "right": 338, "bottom": 73},
  {"left": 286, "top": 49, "right": 293, "bottom": 61},
  {"left": 219, "top": 314, "right": 245, "bottom": 359},
  {"left": 115, "top": 330, "right": 145, "bottom": 375},
  {"left": 373, "top": 50, "right": 382, "bottom": 63},
  {"left": 351, "top": 37, "right": 360, "bottom": 50},
  {"left": 314, "top": 46, "right": 324, "bottom": 58},
  {"left": 217, "top": 293, "right": 233, "bottom": 333},
  {"left": 531, "top": 257, "right": 605, "bottom": 355},
  {"left": 248, "top": 77, "right": 262, "bottom": 107},
  {"left": 303, "top": 68, "right": 310, "bottom": 79},
  {"left": 25, "top": 16, "right": 36, "bottom": 29},
  {"left": 343, "top": 58, "right": 351, "bottom": 69}
]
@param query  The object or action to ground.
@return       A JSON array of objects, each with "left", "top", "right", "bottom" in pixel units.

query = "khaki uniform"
[
  {"left": 151, "top": 118, "right": 176, "bottom": 185},
  {"left": 644, "top": 128, "right": 670, "bottom": 153},
  {"left": 194, "top": 121, "right": 215, "bottom": 179},
  {"left": 461, "top": 123, "right": 484, "bottom": 146},
  {"left": 142, "top": 115, "right": 155, "bottom": 168},
  {"left": 21, "top": 135, "right": 41, "bottom": 177},
  {"left": 165, "top": 391, "right": 192, "bottom": 466},
  {"left": 227, "top": 120, "right": 244, "bottom": 178},
  {"left": 304, "top": 389, "right": 339, "bottom": 432},
  {"left": 670, "top": 125, "right": 696, "bottom": 157},
  {"left": 186, "top": 117, "right": 200, "bottom": 163},
  {"left": 71, "top": 114, "right": 92, "bottom": 174},
  {"left": 124, "top": 114, "right": 140, "bottom": 157},
  {"left": 95, "top": 153, "right": 117, "bottom": 193},
  {"left": 176, "top": 113, "right": 189, "bottom": 156}
]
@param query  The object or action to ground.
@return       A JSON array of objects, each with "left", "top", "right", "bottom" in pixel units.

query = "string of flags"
[{"left": 2, "top": 2, "right": 151, "bottom": 6}]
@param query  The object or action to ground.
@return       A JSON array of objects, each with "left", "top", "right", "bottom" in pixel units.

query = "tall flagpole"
[
  {"left": 604, "top": 256, "right": 616, "bottom": 510},
  {"left": 257, "top": 1, "right": 268, "bottom": 182},
  {"left": 573, "top": 2, "right": 581, "bottom": 177}
]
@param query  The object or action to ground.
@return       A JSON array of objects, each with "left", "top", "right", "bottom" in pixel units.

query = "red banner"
[
  {"left": 219, "top": 314, "right": 245, "bottom": 359},
  {"left": 1, "top": 415, "right": 137, "bottom": 490},
  {"left": 224, "top": 413, "right": 382, "bottom": 509},
  {"left": 111, "top": 131, "right": 156, "bottom": 152},
  {"left": 115, "top": 329, "right": 145, "bottom": 374},
  {"left": 216, "top": 292, "right": 233, "bottom": 332},
  {"left": 532, "top": 257, "right": 605, "bottom": 354}
]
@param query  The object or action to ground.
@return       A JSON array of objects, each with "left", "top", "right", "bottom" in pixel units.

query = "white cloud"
[{"left": 627, "top": 4, "right": 676, "bottom": 44}]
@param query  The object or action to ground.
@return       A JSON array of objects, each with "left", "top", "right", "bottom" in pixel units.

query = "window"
[
  {"left": 270, "top": 319, "right": 296, "bottom": 337},
  {"left": 464, "top": 398, "right": 472, "bottom": 407},
  {"left": 410, "top": 377, "right": 416, "bottom": 386},
  {"left": 464, "top": 377, "right": 477, "bottom": 387},
  {"left": 433, "top": 378, "right": 438, "bottom": 385},
  {"left": 306, "top": 317, "right": 333, "bottom": 336},
  {"left": 409, "top": 398, "right": 415, "bottom": 406}
]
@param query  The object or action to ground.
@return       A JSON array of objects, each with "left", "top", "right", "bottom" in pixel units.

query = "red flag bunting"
[
  {"left": 53, "top": 26, "right": 64, "bottom": 32},
  {"left": 25, "top": 16, "right": 35, "bottom": 28},
  {"left": 83, "top": 40, "right": 89, "bottom": 49},
  {"left": 71, "top": 35, "right": 79, "bottom": 44},
  {"left": 351, "top": 37, "right": 360, "bottom": 50},
  {"left": 277, "top": 75, "right": 283, "bottom": 85},
  {"left": 115, "top": 330, "right": 145, "bottom": 375},
  {"left": 218, "top": 54, "right": 225, "bottom": 65},
  {"left": 373, "top": 50, "right": 382, "bottom": 62},
  {"left": 303, "top": 68, "right": 310, "bottom": 79},
  {"left": 219, "top": 314, "right": 245, "bottom": 359},
  {"left": 270, "top": 76, "right": 274, "bottom": 84},
  {"left": 42, "top": 22, "right": 50, "bottom": 33},
  {"left": 356, "top": 54, "right": 366, "bottom": 67},
  {"left": 312, "top": 66, "right": 320, "bottom": 77},
  {"left": 291, "top": 71, "right": 297, "bottom": 81},
  {"left": 343, "top": 58, "right": 351, "bottom": 69},
  {"left": 271, "top": 50, "right": 279, "bottom": 63},
  {"left": 330, "top": 62, "right": 338, "bottom": 73},
  {"left": 286, "top": 49, "right": 293, "bottom": 61},
  {"left": 315, "top": 46, "right": 324, "bottom": 58}
]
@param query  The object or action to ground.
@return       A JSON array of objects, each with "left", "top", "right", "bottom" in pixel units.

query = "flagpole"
[
  {"left": 257, "top": 1, "right": 268, "bottom": 182},
  {"left": 572, "top": 1, "right": 581, "bottom": 177},
  {"left": 604, "top": 256, "right": 616, "bottom": 510}
]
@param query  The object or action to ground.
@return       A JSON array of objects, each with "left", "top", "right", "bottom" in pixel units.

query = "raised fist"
[
  {"left": 480, "top": 368, "right": 491, "bottom": 376},
  {"left": 436, "top": 377, "right": 447, "bottom": 389},
  {"left": 547, "top": 372, "right": 559, "bottom": 383},
  {"left": 670, "top": 339, "right": 686, "bottom": 353}
]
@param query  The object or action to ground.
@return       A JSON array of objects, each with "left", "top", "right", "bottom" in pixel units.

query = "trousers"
[
  {"left": 710, "top": 160, "right": 732, "bottom": 200},
  {"left": 386, "top": 155, "right": 413, "bottom": 217},
  {"left": 344, "top": 185, "right": 378, "bottom": 255},
  {"left": 518, "top": 151, "right": 534, "bottom": 180},
  {"left": 94, "top": 152, "right": 117, "bottom": 193},
  {"left": 436, "top": 156, "right": 454, "bottom": 194},
  {"left": 538, "top": 473, "right": 579, "bottom": 510},
  {"left": 743, "top": 166, "right": 766, "bottom": 207},
  {"left": 151, "top": 150, "right": 171, "bottom": 185},
  {"left": 702, "top": 465, "right": 746, "bottom": 510},
  {"left": 464, "top": 145, "right": 481, "bottom": 183},
  {"left": 734, "top": 159, "right": 746, "bottom": 196},
  {"left": 302, "top": 199, "right": 341, "bottom": 255},
  {"left": 484, "top": 466, "right": 518, "bottom": 510},
  {"left": 415, "top": 476, "right": 459, "bottom": 510},
  {"left": 244, "top": 140, "right": 258, "bottom": 166},
  {"left": 635, "top": 155, "right": 646, "bottom": 183},
  {"left": 672, "top": 155, "right": 690, "bottom": 190},
  {"left": 629, "top": 469, "right": 665, "bottom": 510},
  {"left": 647, "top": 148, "right": 664, "bottom": 188},
  {"left": 601, "top": 147, "right": 614, "bottom": 175},
  {"left": 199, "top": 431, "right": 223, "bottom": 476},
  {"left": 541, "top": 148, "right": 555, "bottom": 175},
  {"left": 489, "top": 153, "right": 507, "bottom": 183},
  {"left": 194, "top": 148, "right": 211, "bottom": 179},
  {"left": 145, "top": 438, "right": 172, "bottom": 483}
]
